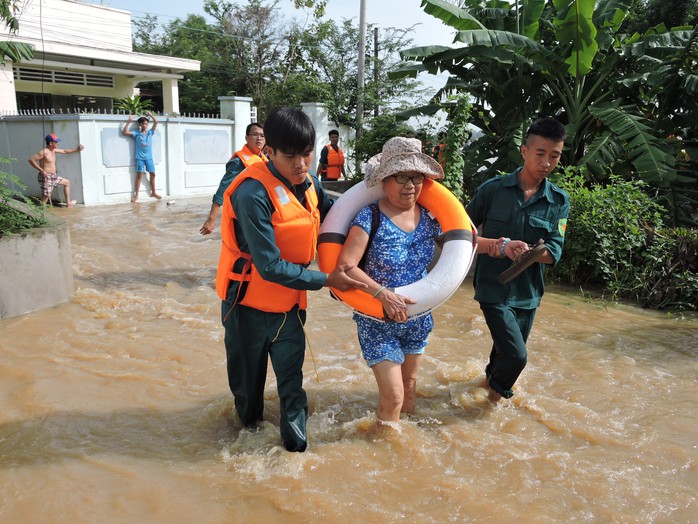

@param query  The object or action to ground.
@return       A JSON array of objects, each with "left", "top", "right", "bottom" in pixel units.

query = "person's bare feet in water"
[
  {"left": 488, "top": 388, "right": 502, "bottom": 403},
  {"left": 67, "top": 200, "right": 77, "bottom": 208},
  {"left": 131, "top": 192, "right": 139, "bottom": 203},
  {"left": 151, "top": 191, "right": 162, "bottom": 200},
  {"left": 481, "top": 376, "right": 502, "bottom": 403}
]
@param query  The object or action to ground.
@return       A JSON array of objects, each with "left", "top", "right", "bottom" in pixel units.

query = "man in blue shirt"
[
  {"left": 466, "top": 118, "right": 569, "bottom": 402},
  {"left": 123, "top": 111, "right": 161, "bottom": 202}
]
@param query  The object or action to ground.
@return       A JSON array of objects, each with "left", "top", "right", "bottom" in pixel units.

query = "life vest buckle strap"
[{"left": 229, "top": 256, "right": 253, "bottom": 281}]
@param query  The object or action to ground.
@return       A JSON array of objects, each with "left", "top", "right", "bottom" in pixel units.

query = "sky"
[
  {"left": 87, "top": 0, "right": 458, "bottom": 94},
  {"left": 88, "top": 0, "right": 457, "bottom": 47}
]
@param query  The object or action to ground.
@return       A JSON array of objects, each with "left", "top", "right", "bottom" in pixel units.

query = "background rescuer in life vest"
[
  {"left": 317, "top": 129, "right": 346, "bottom": 181},
  {"left": 200, "top": 122, "right": 268, "bottom": 235}
]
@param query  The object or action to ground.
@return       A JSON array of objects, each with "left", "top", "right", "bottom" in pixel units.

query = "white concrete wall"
[
  {"left": 0, "top": 101, "right": 355, "bottom": 206},
  {"left": 4, "top": 0, "right": 133, "bottom": 52},
  {"left": 219, "top": 96, "right": 253, "bottom": 153},
  {"left": 0, "top": 62, "right": 18, "bottom": 114},
  {"left": 0, "top": 114, "right": 238, "bottom": 205},
  {"left": 0, "top": 215, "right": 73, "bottom": 319},
  {"left": 0, "top": 117, "right": 84, "bottom": 202}
]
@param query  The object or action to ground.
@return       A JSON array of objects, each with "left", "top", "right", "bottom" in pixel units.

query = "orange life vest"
[
  {"left": 322, "top": 144, "right": 345, "bottom": 180},
  {"left": 231, "top": 144, "right": 267, "bottom": 168},
  {"left": 215, "top": 162, "right": 321, "bottom": 312}
]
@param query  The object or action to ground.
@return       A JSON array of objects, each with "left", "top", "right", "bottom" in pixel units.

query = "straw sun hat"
[{"left": 363, "top": 136, "right": 444, "bottom": 188}]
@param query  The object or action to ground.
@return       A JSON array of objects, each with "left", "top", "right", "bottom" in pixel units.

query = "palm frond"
[{"left": 589, "top": 104, "right": 676, "bottom": 185}]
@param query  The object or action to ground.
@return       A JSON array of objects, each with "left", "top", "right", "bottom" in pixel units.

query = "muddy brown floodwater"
[{"left": 0, "top": 197, "right": 696, "bottom": 523}]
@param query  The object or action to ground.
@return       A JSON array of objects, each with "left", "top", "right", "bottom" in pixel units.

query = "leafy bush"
[
  {"left": 550, "top": 167, "right": 697, "bottom": 310},
  {"left": 550, "top": 168, "right": 664, "bottom": 288},
  {"left": 438, "top": 93, "right": 471, "bottom": 202},
  {"left": 637, "top": 228, "right": 698, "bottom": 310},
  {"left": 350, "top": 113, "right": 414, "bottom": 179},
  {"left": 0, "top": 157, "right": 47, "bottom": 237}
]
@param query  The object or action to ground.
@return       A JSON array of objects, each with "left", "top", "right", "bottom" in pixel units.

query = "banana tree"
[
  {"left": 621, "top": 27, "right": 698, "bottom": 223},
  {"left": 393, "top": 0, "right": 683, "bottom": 193}
]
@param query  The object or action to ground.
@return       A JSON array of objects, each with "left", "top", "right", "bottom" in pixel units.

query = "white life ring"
[{"left": 317, "top": 178, "right": 477, "bottom": 319}]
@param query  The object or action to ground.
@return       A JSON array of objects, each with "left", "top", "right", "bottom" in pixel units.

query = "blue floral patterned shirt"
[{"left": 351, "top": 203, "right": 441, "bottom": 288}]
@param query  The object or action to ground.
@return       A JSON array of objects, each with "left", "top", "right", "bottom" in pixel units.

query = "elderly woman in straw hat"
[{"left": 337, "top": 136, "right": 444, "bottom": 428}]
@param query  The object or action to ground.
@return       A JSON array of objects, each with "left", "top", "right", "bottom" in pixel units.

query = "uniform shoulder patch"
[{"left": 559, "top": 218, "right": 567, "bottom": 237}]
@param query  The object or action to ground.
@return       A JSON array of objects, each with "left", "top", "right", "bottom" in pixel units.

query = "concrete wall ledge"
[{"left": 0, "top": 210, "right": 73, "bottom": 319}]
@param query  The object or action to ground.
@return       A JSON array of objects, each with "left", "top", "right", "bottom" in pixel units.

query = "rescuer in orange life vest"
[
  {"left": 199, "top": 122, "right": 268, "bottom": 235},
  {"left": 216, "top": 107, "right": 366, "bottom": 452},
  {"left": 316, "top": 129, "right": 346, "bottom": 181}
]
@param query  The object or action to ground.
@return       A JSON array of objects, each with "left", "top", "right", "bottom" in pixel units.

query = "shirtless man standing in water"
[{"left": 28, "top": 133, "right": 84, "bottom": 207}]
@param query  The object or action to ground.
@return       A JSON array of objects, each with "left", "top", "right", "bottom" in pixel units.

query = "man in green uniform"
[
  {"left": 466, "top": 117, "right": 569, "bottom": 401},
  {"left": 216, "top": 107, "right": 365, "bottom": 451}
]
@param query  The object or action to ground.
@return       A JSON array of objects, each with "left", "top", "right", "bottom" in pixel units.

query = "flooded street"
[{"left": 1, "top": 197, "right": 696, "bottom": 523}]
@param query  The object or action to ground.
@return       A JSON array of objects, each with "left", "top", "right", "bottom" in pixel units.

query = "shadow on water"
[
  {"left": 0, "top": 380, "right": 497, "bottom": 470},
  {"left": 0, "top": 394, "right": 239, "bottom": 468},
  {"left": 74, "top": 267, "right": 217, "bottom": 290}
]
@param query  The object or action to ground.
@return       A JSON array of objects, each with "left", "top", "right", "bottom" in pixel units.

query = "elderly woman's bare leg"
[
  {"left": 401, "top": 354, "right": 421, "bottom": 414},
  {"left": 371, "top": 361, "right": 404, "bottom": 423}
]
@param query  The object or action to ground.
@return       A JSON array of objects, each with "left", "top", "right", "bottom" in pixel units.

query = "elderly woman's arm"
[{"left": 337, "top": 225, "right": 415, "bottom": 322}]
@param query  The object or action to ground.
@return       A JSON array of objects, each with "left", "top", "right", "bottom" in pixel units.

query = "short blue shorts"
[
  {"left": 136, "top": 159, "right": 155, "bottom": 173},
  {"left": 355, "top": 313, "right": 434, "bottom": 367}
]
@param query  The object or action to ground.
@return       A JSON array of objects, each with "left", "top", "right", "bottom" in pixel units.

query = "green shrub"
[
  {"left": 636, "top": 228, "right": 698, "bottom": 310},
  {"left": 350, "top": 113, "right": 414, "bottom": 180},
  {"left": 551, "top": 169, "right": 665, "bottom": 291},
  {"left": 548, "top": 167, "right": 698, "bottom": 310},
  {"left": 0, "top": 157, "right": 47, "bottom": 237},
  {"left": 551, "top": 167, "right": 698, "bottom": 310}
]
